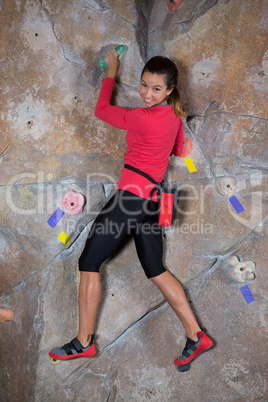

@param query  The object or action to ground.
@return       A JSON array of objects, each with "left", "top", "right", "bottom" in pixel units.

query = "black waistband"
[
  {"left": 124, "top": 164, "right": 161, "bottom": 200},
  {"left": 124, "top": 164, "right": 160, "bottom": 185}
]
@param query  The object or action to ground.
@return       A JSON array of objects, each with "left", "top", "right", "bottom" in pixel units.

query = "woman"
[{"left": 49, "top": 49, "right": 213, "bottom": 370}]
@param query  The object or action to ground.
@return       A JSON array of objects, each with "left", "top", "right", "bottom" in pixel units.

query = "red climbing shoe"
[
  {"left": 174, "top": 331, "right": 213, "bottom": 369},
  {"left": 48, "top": 335, "right": 96, "bottom": 365}
]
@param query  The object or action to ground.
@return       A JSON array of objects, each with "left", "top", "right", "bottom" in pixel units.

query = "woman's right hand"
[{"left": 105, "top": 48, "right": 123, "bottom": 79}]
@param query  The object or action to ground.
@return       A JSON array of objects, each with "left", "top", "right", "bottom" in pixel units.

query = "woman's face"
[{"left": 139, "top": 72, "right": 173, "bottom": 108}]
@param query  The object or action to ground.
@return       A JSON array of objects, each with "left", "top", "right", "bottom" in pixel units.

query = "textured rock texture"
[{"left": 0, "top": 0, "right": 267, "bottom": 401}]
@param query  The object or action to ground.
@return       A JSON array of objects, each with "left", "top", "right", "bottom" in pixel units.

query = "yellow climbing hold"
[
  {"left": 184, "top": 157, "right": 197, "bottom": 173},
  {"left": 57, "top": 232, "right": 71, "bottom": 247}
]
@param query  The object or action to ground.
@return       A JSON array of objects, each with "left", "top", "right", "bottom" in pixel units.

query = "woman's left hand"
[{"left": 105, "top": 48, "right": 122, "bottom": 79}]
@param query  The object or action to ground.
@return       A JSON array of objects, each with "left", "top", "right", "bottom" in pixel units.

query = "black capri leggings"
[{"left": 78, "top": 190, "right": 166, "bottom": 279}]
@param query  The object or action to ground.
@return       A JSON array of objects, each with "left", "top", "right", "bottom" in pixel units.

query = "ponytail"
[
  {"left": 141, "top": 56, "right": 187, "bottom": 118},
  {"left": 169, "top": 87, "right": 187, "bottom": 118}
]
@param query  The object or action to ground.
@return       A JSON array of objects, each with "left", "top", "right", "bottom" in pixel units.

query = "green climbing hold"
[{"left": 98, "top": 45, "right": 128, "bottom": 69}]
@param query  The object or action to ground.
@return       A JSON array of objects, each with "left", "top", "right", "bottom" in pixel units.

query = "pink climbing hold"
[
  {"left": 60, "top": 191, "right": 85, "bottom": 215},
  {"left": 167, "top": 0, "right": 183, "bottom": 12},
  {"left": 0, "top": 307, "right": 14, "bottom": 323}
]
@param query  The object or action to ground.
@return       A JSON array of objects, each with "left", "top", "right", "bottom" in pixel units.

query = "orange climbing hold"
[
  {"left": 0, "top": 307, "right": 14, "bottom": 323},
  {"left": 178, "top": 138, "right": 192, "bottom": 158},
  {"left": 167, "top": 0, "right": 183, "bottom": 12}
]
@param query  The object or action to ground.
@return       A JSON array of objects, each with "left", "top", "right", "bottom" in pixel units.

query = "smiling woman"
[
  {"left": 48, "top": 49, "right": 213, "bottom": 372},
  {"left": 139, "top": 72, "right": 173, "bottom": 108},
  {"left": 140, "top": 56, "right": 186, "bottom": 117}
]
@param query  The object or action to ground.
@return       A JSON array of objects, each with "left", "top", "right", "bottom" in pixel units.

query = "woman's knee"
[
  {"left": 79, "top": 261, "right": 100, "bottom": 273},
  {"left": 145, "top": 266, "right": 167, "bottom": 280}
]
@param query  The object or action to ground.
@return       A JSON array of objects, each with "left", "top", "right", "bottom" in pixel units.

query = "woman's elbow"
[
  {"left": 172, "top": 145, "right": 183, "bottom": 156},
  {"left": 95, "top": 106, "right": 103, "bottom": 119}
]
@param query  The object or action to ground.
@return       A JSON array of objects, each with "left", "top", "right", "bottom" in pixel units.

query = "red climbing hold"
[
  {"left": 167, "top": 0, "right": 183, "bottom": 12},
  {"left": 178, "top": 138, "right": 192, "bottom": 158}
]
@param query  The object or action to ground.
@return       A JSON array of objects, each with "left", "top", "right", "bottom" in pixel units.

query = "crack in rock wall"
[{"left": 0, "top": 0, "right": 267, "bottom": 401}]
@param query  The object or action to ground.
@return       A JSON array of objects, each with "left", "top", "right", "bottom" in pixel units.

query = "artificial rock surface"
[{"left": 0, "top": 0, "right": 267, "bottom": 401}]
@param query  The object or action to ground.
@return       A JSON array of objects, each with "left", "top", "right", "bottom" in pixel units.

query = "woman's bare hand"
[{"left": 105, "top": 48, "right": 123, "bottom": 79}]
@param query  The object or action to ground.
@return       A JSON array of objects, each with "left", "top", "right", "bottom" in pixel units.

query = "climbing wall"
[{"left": 0, "top": 0, "right": 267, "bottom": 401}]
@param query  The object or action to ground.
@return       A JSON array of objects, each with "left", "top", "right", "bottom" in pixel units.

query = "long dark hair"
[{"left": 141, "top": 56, "right": 186, "bottom": 117}]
